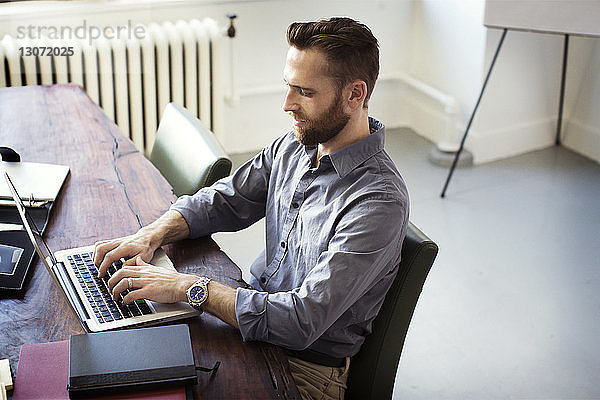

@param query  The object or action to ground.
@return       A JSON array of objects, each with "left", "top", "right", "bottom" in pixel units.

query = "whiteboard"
[{"left": 484, "top": 0, "right": 600, "bottom": 37}]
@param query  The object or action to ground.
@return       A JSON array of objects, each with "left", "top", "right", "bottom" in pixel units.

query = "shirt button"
[
  {"left": 260, "top": 277, "right": 266, "bottom": 284},
  {"left": 280, "top": 241, "right": 286, "bottom": 248},
  {"left": 292, "top": 202, "right": 299, "bottom": 209}
]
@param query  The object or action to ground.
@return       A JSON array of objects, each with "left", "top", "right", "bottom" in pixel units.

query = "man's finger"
[
  {"left": 108, "top": 266, "right": 132, "bottom": 291},
  {"left": 96, "top": 245, "right": 125, "bottom": 278},
  {"left": 135, "top": 256, "right": 149, "bottom": 266},
  {"left": 93, "top": 239, "right": 109, "bottom": 250},
  {"left": 93, "top": 240, "right": 118, "bottom": 270},
  {"left": 110, "top": 271, "right": 145, "bottom": 299},
  {"left": 110, "top": 278, "right": 129, "bottom": 301},
  {"left": 122, "top": 257, "right": 137, "bottom": 267},
  {"left": 122, "top": 287, "right": 147, "bottom": 305},
  {"left": 98, "top": 246, "right": 130, "bottom": 278}
]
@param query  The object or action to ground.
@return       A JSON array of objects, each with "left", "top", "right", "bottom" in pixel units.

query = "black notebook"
[{"left": 68, "top": 324, "right": 197, "bottom": 397}]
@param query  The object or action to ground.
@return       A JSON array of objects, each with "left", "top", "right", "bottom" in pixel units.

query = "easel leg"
[
  {"left": 441, "top": 28, "right": 508, "bottom": 198},
  {"left": 556, "top": 34, "right": 569, "bottom": 146}
]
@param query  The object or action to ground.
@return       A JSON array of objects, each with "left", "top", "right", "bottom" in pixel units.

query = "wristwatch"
[{"left": 186, "top": 277, "right": 211, "bottom": 310}]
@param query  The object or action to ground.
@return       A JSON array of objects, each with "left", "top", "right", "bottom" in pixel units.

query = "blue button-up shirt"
[{"left": 171, "top": 117, "right": 409, "bottom": 358}]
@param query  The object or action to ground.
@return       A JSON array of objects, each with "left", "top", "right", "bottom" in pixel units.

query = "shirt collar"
[{"left": 327, "top": 117, "right": 385, "bottom": 178}]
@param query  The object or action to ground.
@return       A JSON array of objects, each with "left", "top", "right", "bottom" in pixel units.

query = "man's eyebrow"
[{"left": 283, "top": 79, "right": 317, "bottom": 93}]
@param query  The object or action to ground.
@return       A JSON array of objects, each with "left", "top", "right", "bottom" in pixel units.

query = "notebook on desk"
[
  {"left": 0, "top": 159, "right": 70, "bottom": 205},
  {"left": 4, "top": 172, "right": 199, "bottom": 332}
]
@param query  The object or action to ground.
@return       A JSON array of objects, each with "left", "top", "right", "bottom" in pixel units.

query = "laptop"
[{"left": 4, "top": 171, "right": 199, "bottom": 332}]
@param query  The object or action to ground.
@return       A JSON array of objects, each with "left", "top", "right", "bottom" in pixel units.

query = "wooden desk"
[{"left": 0, "top": 84, "right": 300, "bottom": 399}]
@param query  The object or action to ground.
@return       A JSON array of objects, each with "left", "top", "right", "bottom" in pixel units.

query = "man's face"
[{"left": 283, "top": 47, "right": 350, "bottom": 146}]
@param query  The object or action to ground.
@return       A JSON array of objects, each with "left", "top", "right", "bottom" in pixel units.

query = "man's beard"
[{"left": 292, "top": 93, "right": 350, "bottom": 146}]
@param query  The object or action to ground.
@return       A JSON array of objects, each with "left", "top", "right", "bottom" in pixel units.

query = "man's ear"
[{"left": 347, "top": 80, "right": 367, "bottom": 110}]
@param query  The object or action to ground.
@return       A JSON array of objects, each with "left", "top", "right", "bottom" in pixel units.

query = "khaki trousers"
[{"left": 288, "top": 356, "right": 350, "bottom": 400}]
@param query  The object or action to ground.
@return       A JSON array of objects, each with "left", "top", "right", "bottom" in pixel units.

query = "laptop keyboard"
[{"left": 68, "top": 252, "right": 153, "bottom": 324}]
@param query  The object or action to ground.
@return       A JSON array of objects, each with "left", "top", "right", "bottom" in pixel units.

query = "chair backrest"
[
  {"left": 346, "top": 222, "right": 438, "bottom": 400},
  {"left": 150, "top": 103, "right": 232, "bottom": 196}
]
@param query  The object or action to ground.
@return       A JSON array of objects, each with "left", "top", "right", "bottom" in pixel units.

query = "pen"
[{"left": 0, "top": 199, "right": 50, "bottom": 208}]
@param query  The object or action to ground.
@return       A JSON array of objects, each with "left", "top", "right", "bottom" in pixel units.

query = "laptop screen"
[{"left": 3, "top": 172, "right": 57, "bottom": 266}]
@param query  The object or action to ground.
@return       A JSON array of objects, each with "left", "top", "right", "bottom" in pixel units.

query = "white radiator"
[{"left": 0, "top": 18, "right": 221, "bottom": 156}]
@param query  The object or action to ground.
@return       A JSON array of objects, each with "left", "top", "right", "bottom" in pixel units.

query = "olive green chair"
[
  {"left": 346, "top": 222, "right": 438, "bottom": 400},
  {"left": 149, "top": 103, "right": 232, "bottom": 196}
]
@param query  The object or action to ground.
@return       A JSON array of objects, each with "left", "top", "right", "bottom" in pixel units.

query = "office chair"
[
  {"left": 149, "top": 103, "right": 232, "bottom": 196},
  {"left": 346, "top": 222, "right": 438, "bottom": 400}
]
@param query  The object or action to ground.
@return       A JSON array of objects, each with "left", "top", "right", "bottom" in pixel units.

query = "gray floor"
[{"left": 216, "top": 127, "right": 600, "bottom": 399}]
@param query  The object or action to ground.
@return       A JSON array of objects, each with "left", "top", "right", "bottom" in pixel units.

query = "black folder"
[
  {"left": 67, "top": 324, "right": 198, "bottom": 397},
  {"left": 0, "top": 146, "right": 67, "bottom": 292},
  {"left": 0, "top": 201, "right": 53, "bottom": 291}
]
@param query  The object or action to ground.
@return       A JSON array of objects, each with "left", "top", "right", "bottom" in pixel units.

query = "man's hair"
[{"left": 286, "top": 17, "right": 379, "bottom": 108}]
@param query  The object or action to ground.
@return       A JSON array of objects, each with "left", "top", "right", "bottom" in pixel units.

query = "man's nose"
[{"left": 282, "top": 89, "right": 299, "bottom": 113}]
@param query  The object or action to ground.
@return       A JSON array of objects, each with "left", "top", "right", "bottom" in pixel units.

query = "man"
[{"left": 94, "top": 17, "right": 409, "bottom": 399}]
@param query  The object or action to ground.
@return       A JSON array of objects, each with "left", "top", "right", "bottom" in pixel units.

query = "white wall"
[
  {"left": 0, "top": 0, "right": 414, "bottom": 154},
  {"left": 215, "top": 0, "right": 415, "bottom": 153},
  {"left": 405, "top": 0, "right": 600, "bottom": 164},
  {"left": 407, "top": 0, "right": 486, "bottom": 147},
  {"left": 1, "top": 0, "right": 598, "bottom": 162},
  {"left": 562, "top": 36, "right": 600, "bottom": 162},
  {"left": 468, "top": 29, "right": 563, "bottom": 163}
]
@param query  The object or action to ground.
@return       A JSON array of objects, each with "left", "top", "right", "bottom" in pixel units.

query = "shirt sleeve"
[
  {"left": 234, "top": 193, "right": 408, "bottom": 350},
  {"left": 170, "top": 137, "right": 282, "bottom": 238}
]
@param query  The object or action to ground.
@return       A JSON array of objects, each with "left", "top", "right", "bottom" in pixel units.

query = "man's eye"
[{"left": 299, "top": 89, "right": 313, "bottom": 97}]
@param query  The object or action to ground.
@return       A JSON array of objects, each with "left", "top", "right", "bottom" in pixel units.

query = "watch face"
[{"left": 190, "top": 285, "right": 206, "bottom": 302}]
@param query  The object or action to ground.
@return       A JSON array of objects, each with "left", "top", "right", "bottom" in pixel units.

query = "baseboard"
[
  {"left": 404, "top": 95, "right": 451, "bottom": 145},
  {"left": 404, "top": 95, "right": 564, "bottom": 165},
  {"left": 467, "top": 118, "right": 556, "bottom": 164},
  {"left": 562, "top": 119, "right": 600, "bottom": 164}
]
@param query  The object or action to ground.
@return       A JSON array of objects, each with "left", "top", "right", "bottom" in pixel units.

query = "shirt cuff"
[
  {"left": 235, "top": 287, "right": 269, "bottom": 343},
  {"left": 170, "top": 193, "right": 211, "bottom": 238}
]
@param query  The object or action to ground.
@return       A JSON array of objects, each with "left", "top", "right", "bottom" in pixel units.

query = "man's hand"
[
  {"left": 93, "top": 210, "right": 239, "bottom": 329},
  {"left": 108, "top": 258, "right": 240, "bottom": 329},
  {"left": 107, "top": 256, "right": 198, "bottom": 304},
  {"left": 94, "top": 210, "right": 190, "bottom": 278},
  {"left": 94, "top": 230, "right": 158, "bottom": 278}
]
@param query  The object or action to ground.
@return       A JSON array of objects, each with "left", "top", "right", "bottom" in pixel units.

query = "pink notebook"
[{"left": 13, "top": 340, "right": 186, "bottom": 400}]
